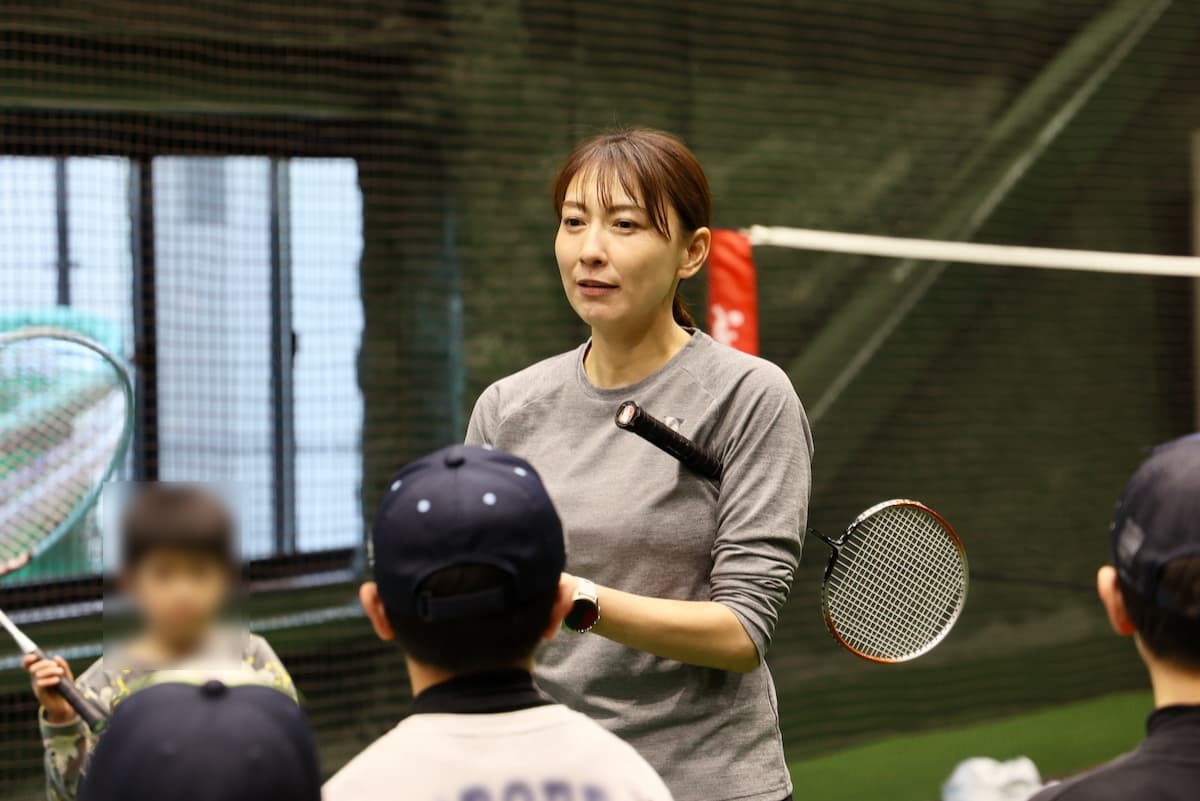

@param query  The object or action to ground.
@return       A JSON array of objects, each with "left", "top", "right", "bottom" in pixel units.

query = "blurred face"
[
  {"left": 125, "top": 549, "right": 232, "bottom": 647},
  {"left": 556, "top": 173, "right": 704, "bottom": 332}
]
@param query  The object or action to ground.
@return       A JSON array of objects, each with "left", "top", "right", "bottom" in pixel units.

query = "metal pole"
[
  {"left": 54, "top": 158, "right": 71, "bottom": 306},
  {"left": 1192, "top": 132, "right": 1200, "bottom": 429},
  {"left": 269, "top": 159, "right": 296, "bottom": 554},
  {"left": 131, "top": 158, "right": 159, "bottom": 481}
]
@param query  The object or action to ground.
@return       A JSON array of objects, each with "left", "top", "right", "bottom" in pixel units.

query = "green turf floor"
[{"left": 788, "top": 691, "right": 1152, "bottom": 801}]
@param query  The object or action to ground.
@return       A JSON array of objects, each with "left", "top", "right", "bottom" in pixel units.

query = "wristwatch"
[{"left": 563, "top": 577, "right": 601, "bottom": 633}]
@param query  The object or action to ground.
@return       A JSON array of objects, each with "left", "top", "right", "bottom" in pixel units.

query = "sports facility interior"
[{"left": 1, "top": 2, "right": 1198, "bottom": 800}]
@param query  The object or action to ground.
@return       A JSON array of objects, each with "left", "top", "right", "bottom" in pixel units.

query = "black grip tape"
[
  {"left": 615, "top": 401, "right": 723, "bottom": 481},
  {"left": 35, "top": 649, "right": 106, "bottom": 729}
]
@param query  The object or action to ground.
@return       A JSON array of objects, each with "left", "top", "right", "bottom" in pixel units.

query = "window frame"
[
  {"left": 3, "top": 120, "right": 365, "bottom": 588},
  {"left": 132, "top": 155, "right": 304, "bottom": 556}
]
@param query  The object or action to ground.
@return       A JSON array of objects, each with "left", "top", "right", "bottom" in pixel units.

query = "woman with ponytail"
[{"left": 466, "top": 129, "right": 812, "bottom": 801}]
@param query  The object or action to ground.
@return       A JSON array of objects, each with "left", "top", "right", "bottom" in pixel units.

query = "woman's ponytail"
[{"left": 672, "top": 293, "right": 697, "bottom": 328}]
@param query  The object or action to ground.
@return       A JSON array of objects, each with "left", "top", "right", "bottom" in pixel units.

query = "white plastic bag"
[{"left": 942, "top": 756, "right": 1044, "bottom": 801}]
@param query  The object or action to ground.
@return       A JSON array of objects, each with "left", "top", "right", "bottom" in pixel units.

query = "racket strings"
[
  {"left": 828, "top": 531, "right": 955, "bottom": 659},
  {"left": 824, "top": 504, "right": 966, "bottom": 661},
  {"left": 831, "top": 509, "right": 964, "bottom": 657},
  {"left": 0, "top": 337, "right": 129, "bottom": 563},
  {"left": 832, "top": 512, "right": 962, "bottom": 655}
]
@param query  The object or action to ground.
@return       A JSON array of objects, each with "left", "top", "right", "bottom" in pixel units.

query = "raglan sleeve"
[
  {"left": 464, "top": 382, "right": 502, "bottom": 447},
  {"left": 708, "top": 364, "right": 813, "bottom": 662},
  {"left": 39, "top": 659, "right": 109, "bottom": 801},
  {"left": 245, "top": 634, "right": 297, "bottom": 701},
  {"left": 40, "top": 712, "right": 89, "bottom": 801}
]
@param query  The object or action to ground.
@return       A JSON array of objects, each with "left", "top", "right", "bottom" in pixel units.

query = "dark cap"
[
  {"left": 371, "top": 444, "right": 564, "bottom": 622},
  {"left": 1111, "top": 433, "right": 1200, "bottom": 616},
  {"left": 80, "top": 682, "right": 320, "bottom": 801}
]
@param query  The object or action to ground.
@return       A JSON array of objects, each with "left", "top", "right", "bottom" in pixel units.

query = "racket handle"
[
  {"left": 34, "top": 649, "right": 106, "bottom": 729},
  {"left": 615, "top": 401, "right": 723, "bottom": 481}
]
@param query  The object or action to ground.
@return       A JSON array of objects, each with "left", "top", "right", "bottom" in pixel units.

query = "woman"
[{"left": 465, "top": 128, "right": 812, "bottom": 801}]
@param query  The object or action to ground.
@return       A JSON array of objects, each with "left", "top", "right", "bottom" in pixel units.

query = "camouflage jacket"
[{"left": 38, "top": 630, "right": 296, "bottom": 801}]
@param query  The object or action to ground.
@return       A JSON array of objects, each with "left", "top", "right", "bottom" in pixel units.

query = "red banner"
[{"left": 707, "top": 229, "right": 759, "bottom": 355}]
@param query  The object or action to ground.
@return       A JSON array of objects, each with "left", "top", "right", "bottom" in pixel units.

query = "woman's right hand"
[{"left": 22, "top": 653, "right": 78, "bottom": 725}]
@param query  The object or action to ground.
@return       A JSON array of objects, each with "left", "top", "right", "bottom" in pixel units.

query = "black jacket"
[{"left": 1030, "top": 705, "right": 1200, "bottom": 801}]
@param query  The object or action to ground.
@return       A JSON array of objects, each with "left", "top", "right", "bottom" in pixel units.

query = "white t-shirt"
[{"left": 323, "top": 704, "right": 673, "bottom": 801}]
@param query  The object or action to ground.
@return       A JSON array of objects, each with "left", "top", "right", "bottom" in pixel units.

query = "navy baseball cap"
[
  {"left": 80, "top": 681, "right": 320, "bottom": 801},
  {"left": 1111, "top": 433, "right": 1200, "bottom": 617},
  {"left": 371, "top": 444, "right": 564, "bottom": 622}
]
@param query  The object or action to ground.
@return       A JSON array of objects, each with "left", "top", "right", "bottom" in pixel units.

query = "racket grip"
[
  {"left": 615, "top": 401, "right": 723, "bottom": 481},
  {"left": 35, "top": 650, "right": 105, "bottom": 729}
]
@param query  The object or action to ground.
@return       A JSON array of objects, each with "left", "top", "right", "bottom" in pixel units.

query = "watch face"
[{"left": 565, "top": 598, "right": 599, "bottom": 632}]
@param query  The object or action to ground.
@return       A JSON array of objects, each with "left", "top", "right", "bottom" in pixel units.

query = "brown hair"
[
  {"left": 552, "top": 128, "right": 712, "bottom": 328},
  {"left": 121, "top": 483, "right": 237, "bottom": 570}
]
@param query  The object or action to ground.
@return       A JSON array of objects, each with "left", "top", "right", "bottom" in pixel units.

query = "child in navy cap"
[{"left": 324, "top": 444, "right": 671, "bottom": 801}]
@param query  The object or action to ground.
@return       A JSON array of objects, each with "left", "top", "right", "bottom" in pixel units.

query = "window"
[
  {"left": 290, "top": 161, "right": 365, "bottom": 552},
  {"left": 0, "top": 156, "right": 364, "bottom": 577},
  {"left": 0, "top": 157, "right": 132, "bottom": 338}
]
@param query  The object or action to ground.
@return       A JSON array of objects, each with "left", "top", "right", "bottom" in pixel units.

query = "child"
[
  {"left": 80, "top": 680, "right": 320, "bottom": 801},
  {"left": 324, "top": 445, "right": 672, "bottom": 801},
  {"left": 23, "top": 484, "right": 296, "bottom": 801},
  {"left": 1029, "top": 433, "right": 1200, "bottom": 801}
]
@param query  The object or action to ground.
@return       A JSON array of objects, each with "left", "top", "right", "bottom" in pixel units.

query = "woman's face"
[{"left": 556, "top": 173, "right": 704, "bottom": 331}]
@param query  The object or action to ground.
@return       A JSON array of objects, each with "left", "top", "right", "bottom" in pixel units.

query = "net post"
[
  {"left": 54, "top": 158, "right": 71, "bottom": 307},
  {"left": 1192, "top": 131, "right": 1200, "bottom": 430},
  {"left": 270, "top": 158, "right": 297, "bottom": 555},
  {"left": 131, "top": 157, "right": 159, "bottom": 481}
]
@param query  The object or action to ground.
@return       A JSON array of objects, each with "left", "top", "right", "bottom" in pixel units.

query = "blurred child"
[{"left": 23, "top": 484, "right": 295, "bottom": 801}]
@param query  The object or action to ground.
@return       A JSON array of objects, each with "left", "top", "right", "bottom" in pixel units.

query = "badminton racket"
[
  {"left": 614, "top": 400, "right": 968, "bottom": 663},
  {"left": 0, "top": 326, "right": 135, "bottom": 727}
]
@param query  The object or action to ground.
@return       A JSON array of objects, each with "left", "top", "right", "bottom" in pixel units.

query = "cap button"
[
  {"left": 201, "top": 680, "right": 226, "bottom": 697},
  {"left": 444, "top": 449, "right": 466, "bottom": 468}
]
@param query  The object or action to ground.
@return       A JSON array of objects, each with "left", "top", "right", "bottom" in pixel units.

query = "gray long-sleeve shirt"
[{"left": 466, "top": 330, "right": 812, "bottom": 801}]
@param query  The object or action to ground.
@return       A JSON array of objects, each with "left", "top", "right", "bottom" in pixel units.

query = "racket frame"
[
  {"left": 0, "top": 326, "right": 135, "bottom": 568},
  {"left": 610, "top": 402, "right": 969, "bottom": 665},
  {"left": 0, "top": 326, "right": 133, "bottom": 731},
  {"left": 815, "top": 499, "right": 969, "bottom": 664}
]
